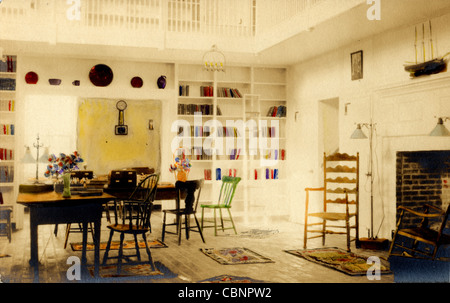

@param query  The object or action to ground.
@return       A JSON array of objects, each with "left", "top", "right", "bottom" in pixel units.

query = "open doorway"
[{"left": 318, "top": 98, "right": 340, "bottom": 162}]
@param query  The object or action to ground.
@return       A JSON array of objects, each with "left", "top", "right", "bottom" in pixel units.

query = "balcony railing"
[{"left": 0, "top": 0, "right": 359, "bottom": 52}]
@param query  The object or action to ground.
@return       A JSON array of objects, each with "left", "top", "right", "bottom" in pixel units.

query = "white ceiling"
[{"left": 3, "top": 0, "right": 450, "bottom": 66}]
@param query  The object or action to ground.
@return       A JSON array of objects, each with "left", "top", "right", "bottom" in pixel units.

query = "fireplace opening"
[{"left": 396, "top": 151, "right": 450, "bottom": 229}]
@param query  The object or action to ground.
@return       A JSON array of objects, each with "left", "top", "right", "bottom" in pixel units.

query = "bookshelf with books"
[
  {"left": 0, "top": 55, "right": 17, "bottom": 221},
  {"left": 175, "top": 64, "right": 287, "bottom": 218}
]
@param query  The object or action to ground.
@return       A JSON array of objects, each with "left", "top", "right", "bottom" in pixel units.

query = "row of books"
[
  {"left": 0, "top": 100, "right": 14, "bottom": 112},
  {"left": 177, "top": 126, "right": 241, "bottom": 138},
  {"left": 217, "top": 87, "right": 242, "bottom": 98},
  {"left": 200, "top": 86, "right": 214, "bottom": 97},
  {"left": 262, "top": 149, "right": 286, "bottom": 160},
  {"left": 252, "top": 168, "right": 279, "bottom": 180},
  {"left": 0, "top": 148, "right": 14, "bottom": 160},
  {"left": 177, "top": 103, "right": 222, "bottom": 115},
  {"left": 204, "top": 168, "right": 239, "bottom": 181},
  {"left": 0, "top": 56, "right": 17, "bottom": 73},
  {"left": 0, "top": 78, "right": 16, "bottom": 91},
  {"left": 0, "top": 165, "right": 14, "bottom": 183},
  {"left": 190, "top": 147, "right": 213, "bottom": 160},
  {"left": 259, "top": 126, "right": 281, "bottom": 138},
  {"left": 267, "top": 105, "right": 287, "bottom": 117},
  {"left": 1, "top": 124, "right": 15, "bottom": 135},
  {"left": 179, "top": 85, "right": 190, "bottom": 96},
  {"left": 202, "top": 168, "right": 280, "bottom": 181}
]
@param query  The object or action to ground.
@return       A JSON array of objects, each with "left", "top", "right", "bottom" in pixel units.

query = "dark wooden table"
[
  {"left": 104, "top": 182, "right": 181, "bottom": 201},
  {"left": 17, "top": 191, "right": 115, "bottom": 282}
]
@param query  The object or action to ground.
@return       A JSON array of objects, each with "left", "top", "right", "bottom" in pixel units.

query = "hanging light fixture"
[
  {"left": 429, "top": 117, "right": 450, "bottom": 136},
  {"left": 202, "top": 45, "right": 226, "bottom": 72}
]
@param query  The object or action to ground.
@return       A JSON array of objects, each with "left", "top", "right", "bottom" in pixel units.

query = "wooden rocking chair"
[{"left": 388, "top": 204, "right": 450, "bottom": 260}]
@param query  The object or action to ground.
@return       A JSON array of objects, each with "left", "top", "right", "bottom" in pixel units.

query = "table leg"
[
  {"left": 29, "top": 210, "right": 39, "bottom": 282},
  {"left": 81, "top": 222, "right": 88, "bottom": 266},
  {"left": 93, "top": 218, "right": 101, "bottom": 277}
]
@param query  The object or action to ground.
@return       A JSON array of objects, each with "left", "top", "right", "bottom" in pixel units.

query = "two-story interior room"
[{"left": 0, "top": 0, "right": 449, "bottom": 284}]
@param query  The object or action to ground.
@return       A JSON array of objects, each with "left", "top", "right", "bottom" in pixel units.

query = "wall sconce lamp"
[
  {"left": 429, "top": 117, "right": 450, "bottom": 136},
  {"left": 149, "top": 119, "right": 154, "bottom": 130},
  {"left": 21, "top": 134, "right": 49, "bottom": 184}
]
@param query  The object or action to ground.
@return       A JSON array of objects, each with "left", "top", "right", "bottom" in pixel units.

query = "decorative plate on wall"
[
  {"left": 131, "top": 77, "right": 143, "bottom": 88},
  {"left": 25, "top": 72, "right": 39, "bottom": 84},
  {"left": 89, "top": 64, "right": 113, "bottom": 87}
]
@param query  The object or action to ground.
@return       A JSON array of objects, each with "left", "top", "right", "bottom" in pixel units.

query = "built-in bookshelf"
[
  {"left": 175, "top": 64, "right": 287, "bottom": 220},
  {"left": 0, "top": 55, "right": 17, "bottom": 213}
]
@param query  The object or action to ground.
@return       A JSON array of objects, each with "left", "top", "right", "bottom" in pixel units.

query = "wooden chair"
[
  {"left": 161, "top": 179, "right": 205, "bottom": 245},
  {"left": 102, "top": 173, "right": 159, "bottom": 274},
  {"left": 201, "top": 176, "right": 241, "bottom": 236},
  {"left": 0, "top": 193, "right": 13, "bottom": 243},
  {"left": 304, "top": 153, "right": 360, "bottom": 252},
  {"left": 388, "top": 204, "right": 450, "bottom": 260}
]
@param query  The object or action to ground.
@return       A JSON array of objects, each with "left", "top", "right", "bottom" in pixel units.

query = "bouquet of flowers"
[
  {"left": 169, "top": 149, "right": 191, "bottom": 181},
  {"left": 44, "top": 151, "right": 84, "bottom": 177}
]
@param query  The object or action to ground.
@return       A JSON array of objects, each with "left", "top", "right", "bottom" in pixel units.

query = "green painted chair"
[{"left": 200, "top": 176, "right": 241, "bottom": 236}]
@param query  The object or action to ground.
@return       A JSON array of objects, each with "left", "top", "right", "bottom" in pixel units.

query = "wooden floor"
[{"left": 0, "top": 208, "right": 394, "bottom": 284}]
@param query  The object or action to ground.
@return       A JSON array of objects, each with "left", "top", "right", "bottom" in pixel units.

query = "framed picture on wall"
[{"left": 351, "top": 50, "right": 363, "bottom": 81}]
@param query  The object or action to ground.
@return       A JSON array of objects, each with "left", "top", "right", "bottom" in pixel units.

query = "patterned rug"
[
  {"left": 70, "top": 239, "right": 167, "bottom": 251},
  {"left": 285, "top": 247, "right": 392, "bottom": 276},
  {"left": 200, "top": 247, "right": 274, "bottom": 265},
  {"left": 198, "top": 274, "right": 267, "bottom": 283},
  {"left": 88, "top": 261, "right": 177, "bottom": 280}
]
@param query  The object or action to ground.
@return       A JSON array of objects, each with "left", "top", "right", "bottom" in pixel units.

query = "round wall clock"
[
  {"left": 116, "top": 100, "right": 127, "bottom": 111},
  {"left": 89, "top": 64, "right": 114, "bottom": 87}
]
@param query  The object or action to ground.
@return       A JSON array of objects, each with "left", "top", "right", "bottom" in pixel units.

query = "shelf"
[
  {"left": 175, "top": 63, "right": 287, "bottom": 219},
  {"left": 0, "top": 182, "right": 14, "bottom": 187}
]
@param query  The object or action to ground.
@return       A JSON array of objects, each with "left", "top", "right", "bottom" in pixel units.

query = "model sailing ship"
[{"left": 404, "top": 21, "right": 449, "bottom": 78}]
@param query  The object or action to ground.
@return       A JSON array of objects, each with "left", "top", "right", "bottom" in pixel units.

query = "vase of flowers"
[
  {"left": 44, "top": 151, "right": 84, "bottom": 198},
  {"left": 169, "top": 149, "right": 191, "bottom": 182}
]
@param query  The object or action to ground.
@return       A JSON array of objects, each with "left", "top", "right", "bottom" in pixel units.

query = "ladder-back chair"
[
  {"left": 304, "top": 152, "right": 360, "bottom": 252},
  {"left": 201, "top": 176, "right": 241, "bottom": 236}
]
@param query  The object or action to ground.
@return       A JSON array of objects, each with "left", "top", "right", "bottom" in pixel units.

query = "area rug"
[
  {"left": 285, "top": 247, "right": 392, "bottom": 276},
  {"left": 198, "top": 274, "right": 267, "bottom": 283},
  {"left": 200, "top": 247, "right": 274, "bottom": 265},
  {"left": 70, "top": 239, "right": 167, "bottom": 251},
  {"left": 88, "top": 261, "right": 177, "bottom": 280}
]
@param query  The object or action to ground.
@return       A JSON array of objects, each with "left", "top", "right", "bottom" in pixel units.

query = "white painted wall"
[{"left": 287, "top": 12, "right": 450, "bottom": 239}]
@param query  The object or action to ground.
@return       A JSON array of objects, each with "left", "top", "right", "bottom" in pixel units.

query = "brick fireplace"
[{"left": 396, "top": 150, "right": 450, "bottom": 228}]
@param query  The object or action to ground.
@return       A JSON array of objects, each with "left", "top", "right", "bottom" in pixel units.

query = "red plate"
[
  {"left": 89, "top": 64, "right": 113, "bottom": 87},
  {"left": 131, "top": 77, "right": 143, "bottom": 88},
  {"left": 25, "top": 71, "right": 38, "bottom": 84}
]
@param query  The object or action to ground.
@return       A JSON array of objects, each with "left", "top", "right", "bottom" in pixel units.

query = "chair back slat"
[
  {"left": 217, "top": 176, "right": 241, "bottom": 207},
  {"left": 123, "top": 173, "right": 159, "bottom": 229}
]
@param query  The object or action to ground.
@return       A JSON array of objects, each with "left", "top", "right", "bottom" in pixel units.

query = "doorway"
[{"left": 318, "top": 98, "right": 340, "bottom": 162}]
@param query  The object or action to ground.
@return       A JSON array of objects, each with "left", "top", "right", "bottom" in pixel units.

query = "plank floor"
[{"left": 0, "top": 208, "right": 394, "bottom": 284}]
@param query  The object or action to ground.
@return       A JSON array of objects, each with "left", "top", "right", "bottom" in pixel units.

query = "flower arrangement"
[
  {"left": 44, "top": 151, "right": 84, "bottom": 177},
  {"left": 169, "top": 149, "right": 191, "bottom": 181}
]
